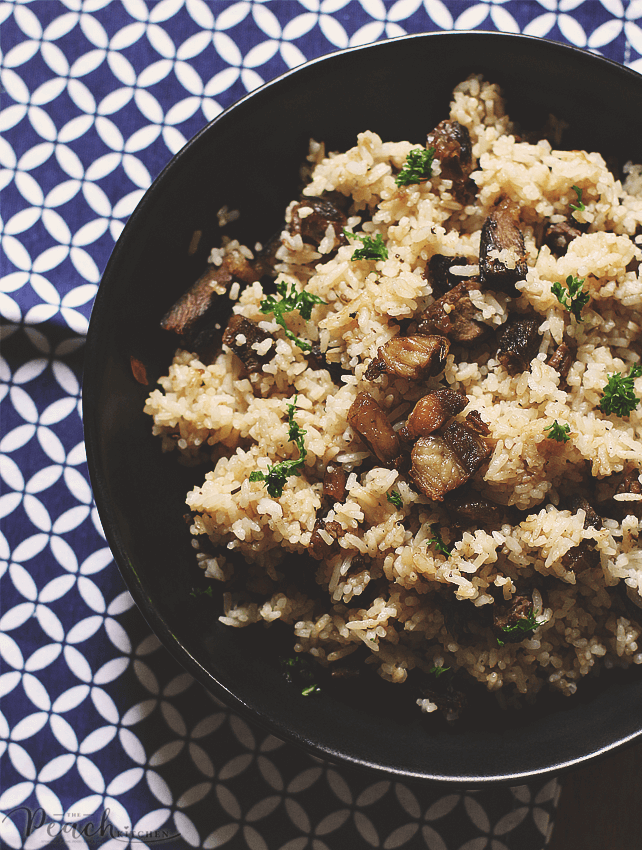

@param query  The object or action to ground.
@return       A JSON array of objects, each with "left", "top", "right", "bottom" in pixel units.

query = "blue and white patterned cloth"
[{"left": 3, "top": 2, "right": 640, "bottom": 847}]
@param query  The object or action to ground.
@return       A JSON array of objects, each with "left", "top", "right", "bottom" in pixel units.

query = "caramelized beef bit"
[
  {"left": 426, "top": 120, "right": 474, "bottom": 184},
  {"left": 547, "top": 340, "right": 576, "bottom": 382},
  {"left": 365, "top": 335, "right": 449, "bottom": 381},
  {"left": 424, "top": 254, "right": 477, "bottom": 296},
  {"left": 347, "top": 392, "right": 401, "bottom": 467},
  {"left": 496, "top": 314, "right": 541, "bottom": 373},
  {"left": 323, "top": 466, "right": 347, "bottom": 503},
  {"left": 417, "top": 281, "right": 488, "bottom": 345},
  {"left": 444, "top": 487, "right": 505, "bottom": 529},
  {"left": 222, "top": 315, "right": 273, "bottom": 374},
  {"left": 441, "top": 421, "right": 492, "bottom": 476},
  {"left": 160, "top": 264, "right": 233, "bottom": 341},
  {"left": 544, "top": 219, "right": 582, "bottom": 257},
  {"left": 492, "top": 596, "right": 534, "bottom": 643},
  {"left": 465, "top": 410, "right": 490, "bottom": 436},
  {"left": 613, "top": 468, "right": 642, "bottom": 520},
  {"left": 309, "top": 518, "right": 343, "bottom": 560},
  {"left": 479, "top": 196, "right": 528, "bottom": 294},
  {"left": 560, "top": 496, "right": 602, "bottom": 574},
  {"left": 403, "top": 389, "right": 468, "bottom": 439},
  {"left": 289, "top": 196, "right": 347, "bottom": 249},
  {"left": 410, "top": 436, "right": 469, "bottom": 501}
]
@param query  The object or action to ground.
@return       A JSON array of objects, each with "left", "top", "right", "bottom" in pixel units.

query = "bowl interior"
[{"left": 84, "top": 32, "right": 642, "bottom": 783}]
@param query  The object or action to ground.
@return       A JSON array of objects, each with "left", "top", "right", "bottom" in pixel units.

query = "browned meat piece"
[
  {"left": 444, "top": 487, "right": 505, "bottom": 529},
  {"left": 614, "top": 468, "right": 642, "bottom": 520},
  {"left": 365, "top": 335, "right": 449, "bottom": 381},
  {"left": 309, "top": 518, "right": 343, "bottom": 560},
  {"left": 426, "top": 120, "right": 474, "bottom": 184},
  {"left": 410, "top": 436, "right": 469, "bottom": 501},
  {"left": 561, "top": 496, "right": 602, "bottom": 574},
  {"left": 417, "top": 281, "right": 488, "bottom": 345},
  {"left": 222, "top": 315, "right": 273, "bottom": 374},
  {"left": 160, "top": 264, "right": 233, "bottom": 341},
  {"left": 289, "top": 196, "right": 347, "bottom": 249},
  {"left": 347, "top": 392, "right": 401, "bottom": 467},
  {"left": 479, "top": 196, "right": 528, "bottom": 294},
  {"left": 497, "top": 315, "right": 541, "bottom": 373},
  {"left": 323, "top": 466, "right": 347, "bottom": 503},
  {"left": 402, "top": 389, "right": 468, "bottom": 439},
  {"left": 492, "top": 596, "right": 534, "bottom": 643},
  {"left": 423, "top": 254, "right": 476, "bottom": 296},
  {"left": 465, "top": 410, "right": 490, "bottom": 436},
  {"left": 441, "top": 421, "right": 492, "bottom": 476},
  {"left": 544, "top": 219, "right": 582, "bottom": 257},
  {"left": 547, "top": 340, "right": 576, "bottom": 382}
]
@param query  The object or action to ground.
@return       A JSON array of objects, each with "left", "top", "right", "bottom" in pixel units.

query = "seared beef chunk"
[
  {"left": 560, "top": 495, "right": 602, "bottom": 574},
  {"left": 613, "top": 468, "right": 642, "bottom": 520},
  {"left": 410, "top": 436, "right": 468, "bottom": 501},
  {"left": 496, "top": 314, "right": 541, "bottom": 373},
  {"left": 544, "top": 219, "right": 582, "bottom": 257},
  {"left": 323, "top": 466, "right": 347, "bottom": 503},
  {"left": 289, "top": 196, "right": 347, "bottom": 249},
  {"left": 547, "top": 340, "right": 576, "bottom": 382},
  {"left": 365, "top": 335, "right": 449, "bottom": 381},
  {"left": 417, "top": 281, "right": 488, "bottom": 345},
  {"left": 441, "top": 421, "right": 492, "bottom": 476},
  {"left": 492, "top": 596, "right": 534, "bottom": 644},
  {"left": 424, "top": 254, "right": 475, "bottom": 296},
  {"left": 479, "top": 196, "right": 528, "bottom": 294},
  {"left": 401, "top": 389, "right": 468, "bottom": 440},
  {"left": 426, "top": 120, "right": 474, "bottom": 184},
  {"left": 444, "top": 486, "right": 505, "bottom": 529},
  {"left": 160, "top": 264, "right": 233, "bottom": 342},
  {"left": 347, "top": 392, "right": 401, "bottom": 467},
  {"left": 411, "top": 420, "right": 491, "bottom": 501},
  {"left": 222, "top": 315, "right": 273, "bottom": 374},
  {"left": 309, "top": 518, "right": 343, "bottom": 560}
]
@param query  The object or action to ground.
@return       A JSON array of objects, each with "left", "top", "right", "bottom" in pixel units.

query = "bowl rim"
[{"left": 84, "top": 29, "right": 642, "bottom": 784}]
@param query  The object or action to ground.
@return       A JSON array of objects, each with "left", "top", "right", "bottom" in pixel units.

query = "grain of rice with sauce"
[{"left": 145, "top": 75, "right": 642, "bottom": 715}]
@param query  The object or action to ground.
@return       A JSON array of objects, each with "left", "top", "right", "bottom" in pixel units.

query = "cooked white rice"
[{"left": 145, "top": 75, "right": 642, "bottom": 710}]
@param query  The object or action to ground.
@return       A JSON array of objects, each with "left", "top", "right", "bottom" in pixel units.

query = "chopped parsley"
[
  {"left": 387, "top": 490, "right": 403, "bottom": 508},
  {"left": 429, "top": 665, "right": 451, "bottom": 678},
  {"left": 544, "top": 420, "right": 571, "bottom": 443},
  {"left": 250, "top": 397, "right": 307, "bottom": 497},
  {"left": 395, "top": 146, "right": 436, "bottom": 186},
  {"left": 280, "top": 655, "right": 320, "bottom": 696},
  {"left": 343, "top": 229, "right": 388, "bottom": 261},
  {"left": 570, "top": 185, "right": 586, "bottom": 212},
  {"left": 259, "top": 279, "right": 326, "bottom": 351},
  {"left": 428, "top": 523, "right": 451, "bottom": 558},
  {"left": 600, "top": 364, "right": 642, "bottom": 417},
  {"left": 496, "top": 608, "right": 539, "bottom": 647},
  {"left": 551, "top": 274, "right": 589, "bottom": 322}
]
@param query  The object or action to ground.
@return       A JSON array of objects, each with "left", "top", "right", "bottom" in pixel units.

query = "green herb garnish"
[
  {"left": 387, "top": 490, "right": 403, "bottom": 508},
  {"left": 570, "top": 185, "right": 586, "bottom": 212},
  {"left": 599, "top": 364, "right": 642, "bottom": 417},
  {"left": 543, "top": 420, "right": 571, "bottom": 443},
  {"left": 551, "top": 274, "right": 589, "bottom": 322},
  {"left": 280, "top": 655, "right": 320, "bottom": 696},
  {"left": 259, "top": 279, "right": 326, "bottom": 351},
  {"left": 189, "top": 586, "right": 213, "bottom": 598},
  {"left": 428, "top": 523, "right": 451, "bottom": 558},
  {"left": 343, "top": 229, "right": 388, "bottom": 261},
  {"left": 496, "top": 608, "right": 539, "bottom": 647},
  {"left": 429, "top": 665, "right": 451, "bottom": 678},
  {"left": 395, "top": 146, "right": 436, "bottom": 186},
  {"left": 250, "top": 397, "right": 307, "bottom": 497}
]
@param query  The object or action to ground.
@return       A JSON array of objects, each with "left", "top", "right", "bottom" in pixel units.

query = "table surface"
[{"left": 2, "top": 3, "right": 642, "bottom": 849}]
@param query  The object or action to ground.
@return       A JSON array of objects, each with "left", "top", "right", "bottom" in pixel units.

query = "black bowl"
[{"left": 84, "top": 31, "right": 642, "bottom": 784}]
